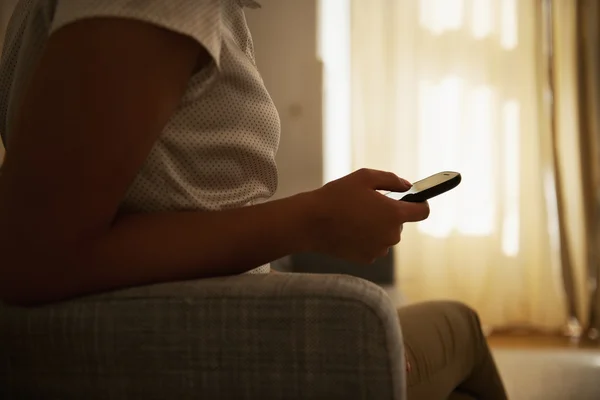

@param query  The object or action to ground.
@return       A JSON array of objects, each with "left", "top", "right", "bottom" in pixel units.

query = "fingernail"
[{"left": 402, "top": 179, "right": 412, "bottom": 187}]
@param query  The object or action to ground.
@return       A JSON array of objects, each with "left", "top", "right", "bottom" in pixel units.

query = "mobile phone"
[{"left": 384, "top": 171, "right": 461, "bottom": 202}]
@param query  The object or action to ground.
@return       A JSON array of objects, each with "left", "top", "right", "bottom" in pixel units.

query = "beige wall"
[
  {"left": 0, "top": 0, "right": 18, "bottom": 46},
  {"left": 245, "top": 0, "right": 324, "bottom": 199}
]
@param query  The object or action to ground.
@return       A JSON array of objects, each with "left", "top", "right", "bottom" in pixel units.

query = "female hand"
[{"left": 306, "top": 168, "right": 430, "bottom": 263}]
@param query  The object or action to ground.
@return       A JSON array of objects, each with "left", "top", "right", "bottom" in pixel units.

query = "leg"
[
  {"left": 397, "top": 301, "right": 507, "bottom": 400},
  {"left": 448, "top": 391, "right": 477, "bottom": 400}
]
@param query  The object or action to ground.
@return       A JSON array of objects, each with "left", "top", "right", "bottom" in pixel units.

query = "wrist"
[{"left": 285, "top": 191, "right": 322, "bottom": 253}]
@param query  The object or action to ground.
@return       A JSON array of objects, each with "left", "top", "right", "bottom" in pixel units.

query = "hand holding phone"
[{"left": 384, "top": 171, "right": 461, "bottom": 202}]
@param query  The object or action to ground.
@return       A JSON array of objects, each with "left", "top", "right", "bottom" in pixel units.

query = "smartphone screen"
[
  {"left": 410, "top": 172, "right": 458, "bottom": 193},
  {"left": 384, "top": 172, "right": 460, "bottom": 201}
]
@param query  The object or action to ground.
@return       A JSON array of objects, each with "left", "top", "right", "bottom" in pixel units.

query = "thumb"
[
  {"left": 355, "top": 168, "right": 412, "bottom": 191},
  {"left": 397, "top": 201, "right": 431, "bottom": 222}
]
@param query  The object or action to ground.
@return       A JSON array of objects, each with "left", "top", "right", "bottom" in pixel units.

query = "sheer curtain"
[
  {"left": 570, "top": 0, "right": 600, "bottom": 338},
  {"left": 349, "top": 0, "right": 572, "bottom": 329}
]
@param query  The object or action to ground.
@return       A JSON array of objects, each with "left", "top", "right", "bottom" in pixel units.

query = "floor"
[{"left": 488, "top": 334, "right": 600, "bottom": 400}]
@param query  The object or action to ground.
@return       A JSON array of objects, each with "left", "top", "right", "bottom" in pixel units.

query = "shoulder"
[{"left": 49, "top": 0, "right": 228, "bottom": 64}]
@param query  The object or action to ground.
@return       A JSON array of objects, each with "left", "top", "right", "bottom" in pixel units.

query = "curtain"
[
  {"left": 349, "top": 0, "right": 587, "bottom": 330},
  {"left": 573, "top": 0, "right": 600, "bottom": 339},
  {"left": 543, "top": 0, "right": 587, "bottom": 337}
]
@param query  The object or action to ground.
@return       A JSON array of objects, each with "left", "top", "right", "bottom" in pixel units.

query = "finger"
[
  {"left": 396, "top": 224, "right": 403, "bottom": 243},
  {"left": 355, "top": 168, "right": 412, "bottom": 191},
  {"left": 386, "top": 226, "right": 402, "bottom": 246},
  {"left": 396, "top": 201, "right": 430, "bottom": 223},
  {"left": 376, "top": 247, "right": 390, "bottom": 259}
]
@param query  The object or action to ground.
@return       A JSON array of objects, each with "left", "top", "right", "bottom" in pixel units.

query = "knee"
[
  {"left": 444, "top": 300, "right": 479, "bottom": 318},
  {"left": 438, "top": 301, "right": 484, "bottom": 337}
]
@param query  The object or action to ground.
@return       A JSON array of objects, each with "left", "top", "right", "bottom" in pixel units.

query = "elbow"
[
  {"left": 0, "top": 277, "right": 41, "bottom": 307},
  {"left": 0, "top": 246, "right": 102, "bottom": 307},
  {"left": 0, "top": 277, "right": 74, "bottom": 307},
  {"left": 0, "top": 248, "right": 42, "bottom": 306},
  {"left": 0, "top": 266, "right": 52, "bottom": 307},
  {"left": 0, "top": 258, "right": 27, "bottom": 306},
  {"left": 0, "top": 255, "right": 77, "bottom": 307},
  {"left": 0, "top": 292, "right": 41, "bottom": 307},
  {"left": 0, "top": 231, "right": 89, "bottom": 306}
]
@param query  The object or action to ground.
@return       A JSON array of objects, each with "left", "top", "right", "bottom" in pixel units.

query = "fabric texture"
[
  {"left": 399, "top": 301, "right": 507, "bottom": 400},
  {"left": 347, "top": 0, "right": 567, "bottom": 328},
  {"left": 0, "top": 273, "right": 406, "bottom": 400},
  {"left": 0, "top": 0, "right": 279, "bottom": 274}
]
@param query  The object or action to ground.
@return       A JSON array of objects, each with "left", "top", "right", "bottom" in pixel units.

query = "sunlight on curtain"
[
  {"left": 339, "top": 0, "right": 568, "bottom": 329},
  {"left": 502, "top": 100, "right": 521, "bottom": 256},
  {"left": 415, "top": 0, "right": 519, "bottom": 242},
  {"left": 318, "top": 0, "right": 352, "bottom": 183}
]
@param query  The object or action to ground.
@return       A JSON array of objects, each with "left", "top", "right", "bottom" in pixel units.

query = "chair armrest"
[{"left": 0, "top": 273, "right": 406, "bottom": 400}]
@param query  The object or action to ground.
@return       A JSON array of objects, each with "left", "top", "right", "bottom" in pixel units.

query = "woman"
[{"left": 0, "top": 1, "right": 507, "bottom": 399}]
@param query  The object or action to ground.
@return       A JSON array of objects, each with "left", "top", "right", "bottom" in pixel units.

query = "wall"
[
  {"left": 0, "top": 0, "right": 18, "bottom": 50},
  {"left": 245, "top": 0, "right": 324, "bottom": 199}
]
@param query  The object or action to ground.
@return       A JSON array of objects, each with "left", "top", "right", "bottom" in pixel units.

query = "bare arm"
[
  {"left": 0, "top": 18, "right": 315, "bottom": 305},
  {"left": 0, "top": 18, "right": 430, "bottom": 306}
]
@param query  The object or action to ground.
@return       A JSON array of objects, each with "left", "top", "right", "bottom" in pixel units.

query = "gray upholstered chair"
[{"left": 0, "top": 273, "right": 407, "bottom": 399}]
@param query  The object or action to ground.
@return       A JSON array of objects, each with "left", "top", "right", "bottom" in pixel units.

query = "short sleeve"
[{"left": 49, "top": 0, "right": 223, "bottom": 67}]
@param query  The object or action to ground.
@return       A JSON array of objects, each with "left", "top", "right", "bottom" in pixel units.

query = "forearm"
[
  {"left": 0, "top": 193, "right": 316, "bottom": 305},
  {"left": 91, "top": 194, "right": 314, "bottom": 283}
]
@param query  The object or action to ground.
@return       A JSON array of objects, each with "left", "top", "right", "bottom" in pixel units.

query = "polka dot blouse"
[{"left": 0, "top": 0, "right": 279, "bottom": 274}]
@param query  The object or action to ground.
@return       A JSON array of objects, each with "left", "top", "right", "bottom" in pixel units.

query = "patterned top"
[{"left": 0, "top": 0, "right": 279, "bottom": 274}]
